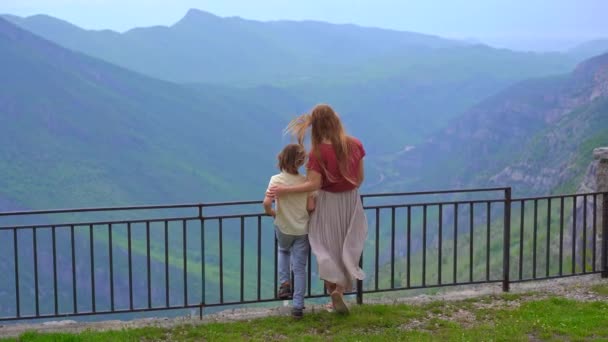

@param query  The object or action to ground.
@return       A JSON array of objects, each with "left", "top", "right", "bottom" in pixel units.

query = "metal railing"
[{"left": 0, "top": 187, "right": 606, "bottom": 322}]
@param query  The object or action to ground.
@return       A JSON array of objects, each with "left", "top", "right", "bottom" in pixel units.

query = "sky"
[{"left": 1, "top": 0, "right": 607, "bottom": 51}]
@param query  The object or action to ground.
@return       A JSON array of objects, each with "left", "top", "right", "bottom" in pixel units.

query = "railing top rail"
[
  {"left": 361, "top": 187, "right": 510, "bottom": 199},
  {"left": 0, "top": 203, "right": 202, "bottom": 217},
  {"left": 363, "top": 198, "right": 506, "bottom": 210},
  {"left": 513, "top": 191, "right": 608, "bottom": 202},
  {"left": 0, "top": 200, "right": 268, "bottom": 218},
  {"left": 0, "top": 215, "right": 203, "bottom": 231},
  {"left": 0, "top": 187, "right": 508, "bottom": 217},
  {"left": 2, "top": 187, "right": 604, "bottom": 218}
]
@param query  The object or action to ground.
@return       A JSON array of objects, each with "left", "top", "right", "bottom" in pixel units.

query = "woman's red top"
[{"left": 306, "top": 137, "right": 366, "bottom": 192}]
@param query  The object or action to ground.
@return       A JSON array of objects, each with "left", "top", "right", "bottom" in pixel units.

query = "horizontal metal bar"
[
  {"left": 361, "top": 280, "right": 504, "bottom": 294},
  {"left": 200, "top": 200, "right": 263, "bottom": 207},
  {"left": 0, "top": 270, "right": 599, "bottom": 322},
  {"left": 363, "top": 199, "right": 505, "bottom": 210},
  {"left": 2, "top": 189, "right": 603, "bottom": 218},
  {"left": 202, "top": 213, "right": 267, "bottom": 220},
  {"left": 512, "top": 192, "right": 605, "bottom": 202},
  {"left": 0, "top": 216, "right": 201, "bottom": 231},
  {"left": 204, "top": 292, "right": 359, "bottom": 308},
  {"left": 511, "top": 272, "right": 602, "bottom": 284},
  {"left": 361, "top": 187, "right": 510, "bottom": 199},
  {"left": 0, "top": 304, "right": 206, "bottom": 322},
  {"left": 0, "top": 292, "right": 357, "bottom": 322},
  {"left": 0, "top": 188, "right": 511, "bottom": 218},
  {"left": 0, "top": 203, "right": 202, "bottom": 217}
]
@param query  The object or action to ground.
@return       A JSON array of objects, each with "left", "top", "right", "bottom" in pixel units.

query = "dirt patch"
[
  {"left": 473, "top": 299, "right": 522, "bottom": 311},
  {"left": 451, "top": 309, "right": 477, "bottom": 327}
]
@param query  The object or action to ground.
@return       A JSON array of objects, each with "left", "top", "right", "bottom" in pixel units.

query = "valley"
[{"left": 0, "top": 8, "right": 607, "bottom": 322}]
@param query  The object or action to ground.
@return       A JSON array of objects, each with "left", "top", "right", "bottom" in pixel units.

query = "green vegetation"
[
  {"left": 0, "top": 17, "right": 287, "bottom": 315},
  {"left": 3, "top": 295, "right": 608, "bottom": 341}
]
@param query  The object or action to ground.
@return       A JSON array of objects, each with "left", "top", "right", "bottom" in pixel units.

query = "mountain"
[
  {"left": 1, "top": 10, "right": 462, "bottom": 85},
  {"left": 285, "top": 43, "right": 576, "bottom": 150},
  {"left": 1, "top": 10, "right": 582, "bottom": 86},
  {"left": 0, "top": 16, "right": 293, "bottom": 210},
  {"left": 4, "top": 10, "right": 594, "bottom": 153},
  {"left": 568, "top": 39, "right": 608, "bottom": 61},
  {"left": 0, "top": 17, "right": 295, "bottom": 318},
  {"left": 379, "top": 52, "right": 608, "bottom": 196}
]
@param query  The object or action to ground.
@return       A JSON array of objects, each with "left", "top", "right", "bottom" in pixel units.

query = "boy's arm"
[
  {"left": 263, "top": 194, "right": 276, "bottom": 217},
  {"left": 263, "top": 177, "right": 277, "bottom": 217},
  {"left": 306, "top": 193, "right": 316, "bottom": 213}
]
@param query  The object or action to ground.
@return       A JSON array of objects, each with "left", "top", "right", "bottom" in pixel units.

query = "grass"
[{"left": 4, "top": 294, "right": 608, "bottom": 341}]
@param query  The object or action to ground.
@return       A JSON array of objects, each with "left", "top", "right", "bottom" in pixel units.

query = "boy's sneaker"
[
  {"left": 291, "top": 307, "right": 304, "bottom": 320},
  {"left": 278, "top": 282, "right": 292, "bottom": 299}
]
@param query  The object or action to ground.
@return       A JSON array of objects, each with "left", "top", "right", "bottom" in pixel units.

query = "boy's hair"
[{"left": 277, "top": 144, "right": 306, "bottom": 174}]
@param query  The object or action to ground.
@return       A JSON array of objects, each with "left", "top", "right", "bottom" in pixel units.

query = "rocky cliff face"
[
  {"left": 577, "top": 160, "right": 598, "bottom": 194},
  {"left": 379, "top": 53, "right": 608, "bottom": 197}
]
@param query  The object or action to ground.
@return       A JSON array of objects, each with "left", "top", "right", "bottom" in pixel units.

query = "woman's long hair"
[{"left": 286, "top": 104, "right": 357, "bottom": 185}]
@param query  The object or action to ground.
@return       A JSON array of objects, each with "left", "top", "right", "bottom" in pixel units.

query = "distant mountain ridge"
[
  {"left": 3, "top": 9, "right": 595, "bottom": 87},
  {"left": 1, "top": 9, "right": 461, "bottom": 85},
  {"left": 568, "top": 39, "right": 608, "bottom": 61}
]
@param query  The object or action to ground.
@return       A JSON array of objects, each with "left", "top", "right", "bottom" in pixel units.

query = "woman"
[{"left": 267, "top": 104, "right": 367, "bottom": 314}]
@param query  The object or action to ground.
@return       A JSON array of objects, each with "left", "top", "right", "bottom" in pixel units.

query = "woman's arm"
[
  {"left": 306, "top": 193, "right": 316, "bottom": 213},
  {"left": 357, "top": 158, "right": 365, "bottom": 187},
  {"left": 267, "top": 170, "right": 322, "bottom": 197}
]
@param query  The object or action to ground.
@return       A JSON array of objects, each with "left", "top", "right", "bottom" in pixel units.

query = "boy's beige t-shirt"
[{"left": 267, "top": 172, "right": 309, "bottom": 236}]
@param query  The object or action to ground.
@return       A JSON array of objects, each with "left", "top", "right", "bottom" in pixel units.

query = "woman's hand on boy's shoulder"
[{"left": 267, "top": 185, "right": 287, "bottom": 198}]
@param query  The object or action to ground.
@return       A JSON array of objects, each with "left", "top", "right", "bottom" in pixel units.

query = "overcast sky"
[{"left": 1, "top": 0, "right": 607, "bottom": 51}]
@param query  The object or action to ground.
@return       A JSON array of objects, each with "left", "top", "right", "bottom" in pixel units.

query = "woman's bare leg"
[
  {"left": 333, "top": 284, "right": 345, "bottom": 294},
  {"left": 325, "top": 281, "right": 336, "bottom": 293}
]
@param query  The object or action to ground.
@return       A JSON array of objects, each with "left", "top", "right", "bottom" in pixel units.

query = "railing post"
[
  {"left": 594, "top": 148, "right": 608, "bottom": 278},
  {"left": 357, "top": 254, "right": 364, "bottom": 305},
  {"left": 603, "top": 193, "right": 608, "bottom": 278},
  {"left": 502, "top": 187, "right": 512, "bottom": 292},
  {"left": 357, "top": 194, "right": 364, "bottom": 305},
  {"left": 198, "top": 204, "right": 207, "bottom": 306}
]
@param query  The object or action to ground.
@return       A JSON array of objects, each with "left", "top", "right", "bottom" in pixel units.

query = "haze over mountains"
[
  {"left": 4, "top": 9, "right": 606, "bottom": 85},
  {"left": 2, "top": 9, "right": 463, "bottom": 85},
  {"left": 0, "top": 8, "right": 607, "bottom": 210},
  {"left": 4, "top": 9, "right": 607, "bottom": 157}
]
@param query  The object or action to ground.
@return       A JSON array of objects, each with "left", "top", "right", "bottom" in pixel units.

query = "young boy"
[{"left": 263, "top": 144, "right": 315, "bottom": 319}]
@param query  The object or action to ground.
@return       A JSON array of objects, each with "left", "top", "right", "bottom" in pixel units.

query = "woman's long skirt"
[{"left": 308, "top": 189, "right": 368, "bottom": 290}]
